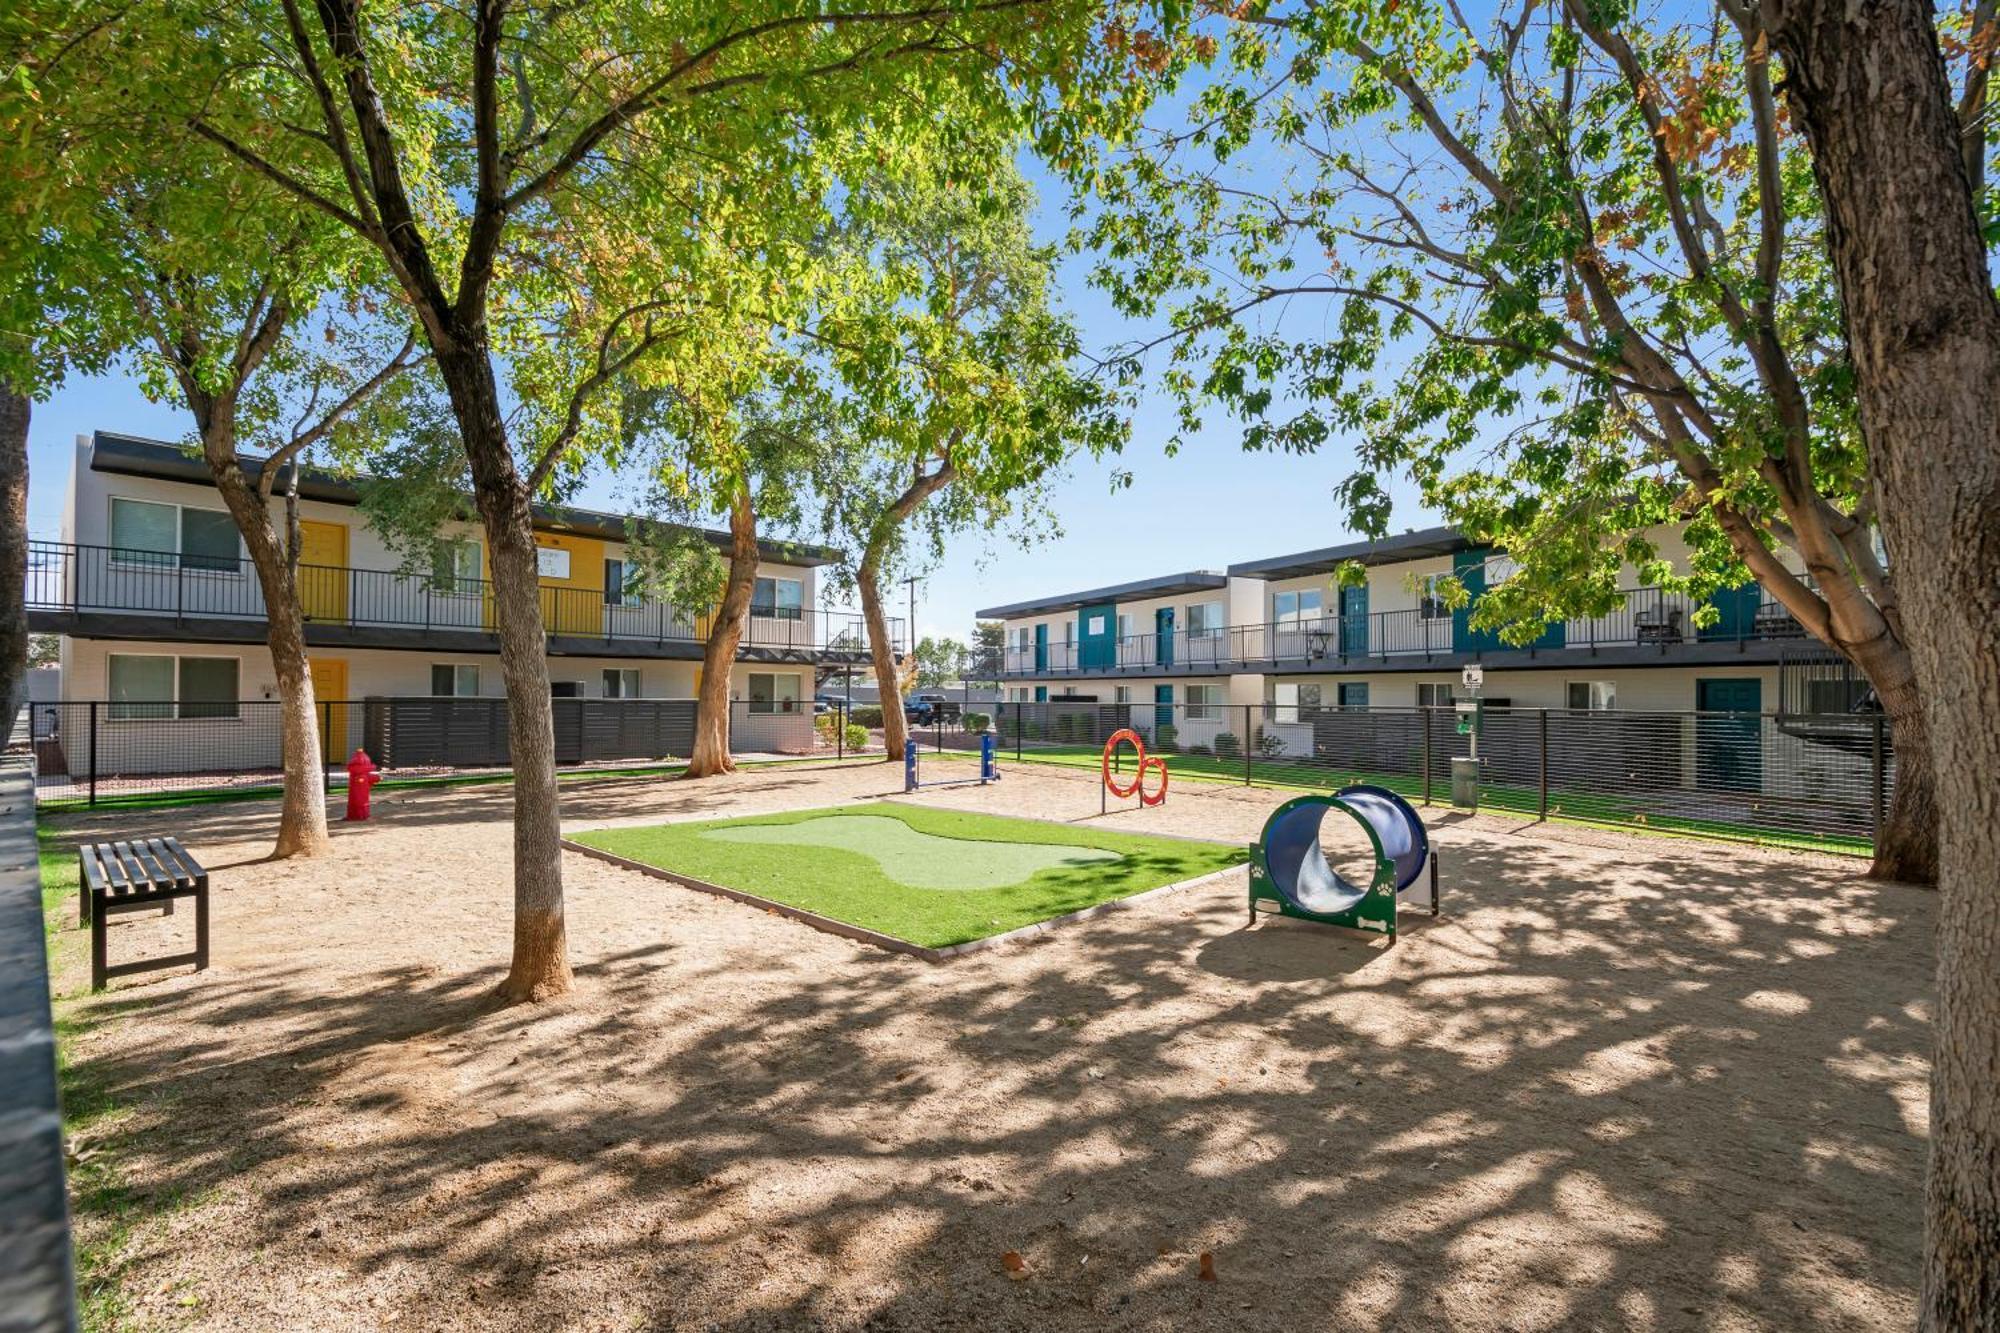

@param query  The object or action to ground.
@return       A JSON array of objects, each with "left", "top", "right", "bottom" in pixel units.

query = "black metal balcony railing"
[
  {"left": 1001, "top": 586, "right": 1803, "bottom": 676},
  {"left": 26, "top": 541, "right": 897, "bottom": 656}
]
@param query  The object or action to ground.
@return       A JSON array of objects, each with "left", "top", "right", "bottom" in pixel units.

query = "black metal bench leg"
[
  {"left": 90, "top": 891, "right": 107, "bottom": 992},
  {"left": 194, "top": 883, "right": 209, "bottom": 972}
]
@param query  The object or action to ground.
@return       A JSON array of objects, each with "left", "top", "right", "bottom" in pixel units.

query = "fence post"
[
  {"left": 1244, "top": 704, "right": 1253, "bottom": 785},
  {"left": 88, "top": 700, "right": 98, "bottom": 809},
  {"left": 1871, "top": 711, "right": 1886, "bottom": 844},
  {"left": 323, "top": 701, "right": 334, "bottom": 795},
  {"left": 1538, "top": 708, "right": 1549, "bottom": 820},
  {"left": 1421, "top": 706, "right": 1432, "bottom": 805},
  {"left": 836, "top": 704, "right": 843, "bottom": 760}
]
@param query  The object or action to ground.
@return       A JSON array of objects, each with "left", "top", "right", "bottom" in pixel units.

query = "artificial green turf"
[{"left": 571, "top": 802, "right": 1245, "bottom": 949}]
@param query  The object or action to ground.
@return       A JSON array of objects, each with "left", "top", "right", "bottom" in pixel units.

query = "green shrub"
[
  {"left": 1212, "top": 732, "right": 1241, "bottom": 759},
  {"left": 814, "top": 713, "right": 838, "bottom": 744},
  {"left": 1154, "top": 724, "right": 1179, "bottom": 754},
  {"left": 1187, "top": 743, "right": 1213, "bottom": 757},
  {"left": 845, "top": 723, "right": 869, "bottom": 751},
  {"left": 850, "top": 705, "right": 884, "bottom": 728},
  {"left": 1256, "top": 728, "right": 1288, "bottom": 758},
  {"left": 1055, "top": 712, "right": 1079, "bottom": 742},
  {"left": 963, "top": 711, "right": 990, "bottom": 732}
]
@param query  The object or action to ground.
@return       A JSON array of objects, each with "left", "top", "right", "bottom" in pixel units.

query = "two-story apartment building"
[
  {"left": 28, "top": 432, "right": 893, "bottom": 763},
  {"left": 980, "top": 522, "right": 1822, "bottom": 750}
]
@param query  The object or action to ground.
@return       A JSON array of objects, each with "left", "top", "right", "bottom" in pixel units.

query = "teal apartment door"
[
  {"left": 1453, "top": 548, "right": 1564, "bottom": 652},
  {"left": 1034, "top": 623, "right": 1048, "bottom": 673},
  {"left": 1696, "top": 677, "right": 1763, "bottom": 792},
  {"left": 1155, "top": 608, "right": 1175, "bottom": 667},
  {"left": 1700, "top": 583, "right": 1762, "bottom": 641},
  {"left": 1079, "top": 602, "right": 1117, "bottom": 670},
  {"left": 1337, "top": 681, "right": 1370, "bottom": 711},
  {"left": 1154, "top": 684, "right": 1174, "bottom": 729},
  {"left": 1338, "top": 583, "right": 1369, "bottom": 655}
]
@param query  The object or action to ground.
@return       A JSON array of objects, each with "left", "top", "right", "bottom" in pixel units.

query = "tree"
[
  {"left": 1086, "top": 0, "right": 1959, "bottom": 884},
  {"left": 167, "top": 0, "right": 1137, "bottom": 1000},
  {"left": 813, "top": 159, "right": 1124, "bottom": 761},
  {"left": 0, "top": 390, "right": 25, "bottom": 729},
  {"left": 970, "top": 620, "right": 1006, "bottom": 685},
  {"left": 8, "top": 8, "right": 419, "bottom": 858},
  {"left": 1761, "top": 3, "right": 2000, "bottom": 1322},
  {"left": 649, "top": 394, "right": 825, "bottom": 780},
  {"left": 911, "top": 636, "right": 970, "bottom": 689}
]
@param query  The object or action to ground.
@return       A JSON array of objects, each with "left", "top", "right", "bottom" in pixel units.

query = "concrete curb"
[{"left": 559, "top": 837, "right": 1246, "bottom": 964}]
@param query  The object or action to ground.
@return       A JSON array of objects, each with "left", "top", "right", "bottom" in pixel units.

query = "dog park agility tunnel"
[{"left": 1247, "top": 785, "right": 1436, "bottom": 938}]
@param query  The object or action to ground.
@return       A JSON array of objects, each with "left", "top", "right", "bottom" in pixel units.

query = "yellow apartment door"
[
  {"left": 298, "top": 520, "right": 349, "bottom": 622},
  {"left": 309, "top": 658, "right": 349, "bottom": 762},
  {"left": 533, "top": 532, "right": 606, "bottom": 635}
]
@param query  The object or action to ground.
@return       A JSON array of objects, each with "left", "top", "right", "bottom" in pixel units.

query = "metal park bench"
[{"left": 77, "top": 839, "right": 209, "bottom": 991}]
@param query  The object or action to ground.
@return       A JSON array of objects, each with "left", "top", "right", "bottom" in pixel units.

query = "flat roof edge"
[
  {"left": 975, "top": 571, "right": 1228, "bottom": 620},
  {"left": 88, "top": 431, "right": 842, "bottom": 567}
]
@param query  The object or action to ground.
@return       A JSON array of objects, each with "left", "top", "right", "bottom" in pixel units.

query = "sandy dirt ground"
[{"left": 44, "top": 756, "right": 1932, "bottom": 1332}]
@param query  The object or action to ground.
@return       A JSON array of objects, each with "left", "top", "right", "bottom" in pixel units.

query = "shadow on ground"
[{"left": 40, "top": 767, "right": 1931, "bottom": 1331}]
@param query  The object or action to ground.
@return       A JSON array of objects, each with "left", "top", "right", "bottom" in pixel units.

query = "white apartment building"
[
  {"left": 29, "top": 432, "right": 890, "bottom": 766},
  {"left": 978, "top": 524, "right": 1879, "bottom": 803}
]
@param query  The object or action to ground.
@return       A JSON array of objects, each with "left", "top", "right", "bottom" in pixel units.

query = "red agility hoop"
[{"left": 1102, "top": 728, "right": 1169, "bottom": 809}]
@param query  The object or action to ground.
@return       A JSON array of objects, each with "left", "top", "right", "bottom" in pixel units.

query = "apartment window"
[
  {"left": 108, "top": 653, "right": 240, "bottom": 720},
  {"left": 432, "top": 540, "right": 481, "bottom": 593},
  {"left": 431, "top": 664, "right": 480, "bottom": 697},
  {"left": 1085, "top": 614, "right": 1107, "bottom": 636},
  {"left": 602, "top": 668, "right": 642, "bottom": 698},
  {"left": 748, "top": 672, "right": 801, "bottom": 714},
  {"left": 1011, "top": 687, "right": 1030, "bottom": 703},
  {"left": 1417, "top": 574, "right": 1451, "bottom": 622},
  {"left": 1484, "top": 553, "right": 1518, "bottom": 586},
  {"left": 1114, "top": 685, "right": 1131, "bottom": 704},
  {"left": 109, "top": 498, "right": 241, "bottom": 572},
  {"left": 1272, "top": 682, "right": 1322, "bottom": 723},
  {"left": 1186, "top": 683, "right": 1223, "bottom": 720},
  {"left": 1273, "top": 589, "right": 1323, "bottom": 625},
  {"left": 1116, "top": 613, "right": 1133, "bottom": 639},
  {"left": 751, "top": 577, "right": 804, "bottom": 621},
  {"left": 1567, "top": 680, "right": 1617, "bottom": 711},
  {"left": 603, "top": 558, "right": 639, "bottom": 607},
  {"left": 1417, "top": 682, "right": 1456, "bottom": 708},
  {"left": 1186, "top": 601, "right": 1224, "bottom": 638}
]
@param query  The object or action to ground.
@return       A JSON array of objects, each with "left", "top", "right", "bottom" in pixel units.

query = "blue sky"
[{"left": 22, "top": 161, "right": 1437, "bottom": 648}]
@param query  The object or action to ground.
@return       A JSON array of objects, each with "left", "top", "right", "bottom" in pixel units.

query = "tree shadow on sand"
[{"left": 45, "top": 797, "right": 1931, "bottom": 1331}]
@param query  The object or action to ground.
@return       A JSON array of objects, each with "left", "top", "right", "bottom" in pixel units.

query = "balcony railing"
[
  {"left": 1000, "top": 586, "right": 1803, "bottom": 676},
  {"left": 26, "top": 541, "right": 896, "bottom": 655}
]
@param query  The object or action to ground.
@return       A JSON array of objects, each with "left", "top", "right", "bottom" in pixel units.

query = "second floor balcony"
[
  {"left": 1002, "top": 586, "right": 1803, "bottom": 676},
  {"left": 26, "top": 541, "right": 898, "bottom": 659}
]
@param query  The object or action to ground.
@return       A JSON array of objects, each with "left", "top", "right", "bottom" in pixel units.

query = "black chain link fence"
[
  {"left": 922, "top": 701, "right": 1891, "bottom": 854},
  {"left": 27, "top": 697, "right": 872, "bottom": 808},
  {"left": 28, "top": 694, "right": 1893, "bottom": 854}
]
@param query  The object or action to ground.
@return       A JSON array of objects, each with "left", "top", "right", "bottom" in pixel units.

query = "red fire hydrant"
[{"left": 345, "top": 749, "right": 380, "bottom": 821}]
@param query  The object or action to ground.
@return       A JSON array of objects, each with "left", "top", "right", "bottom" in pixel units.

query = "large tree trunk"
[
  {"left": 197, "top": 417, "right": 331, "bottom": 859},
  {"left": 685, "top": 485, "right": 759, "bottom": 778},
  {"left": 0, "top": 388, "right": 29, "bottom": 732},
  {"left": 437, "top": 343, "right": 571, "bottom": 1004},
  {"left": 857, "top": 554, "right": 908, "bottom": 762},
  {"left": 1843, "top": 630, "right": 1936, "bottom": 885},
  {"left": 856, "top": 463, "right": 957, "bottom": 762},
  {"left": 1768, "top": 5, "right": 2000, "bottom": 1325}
]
